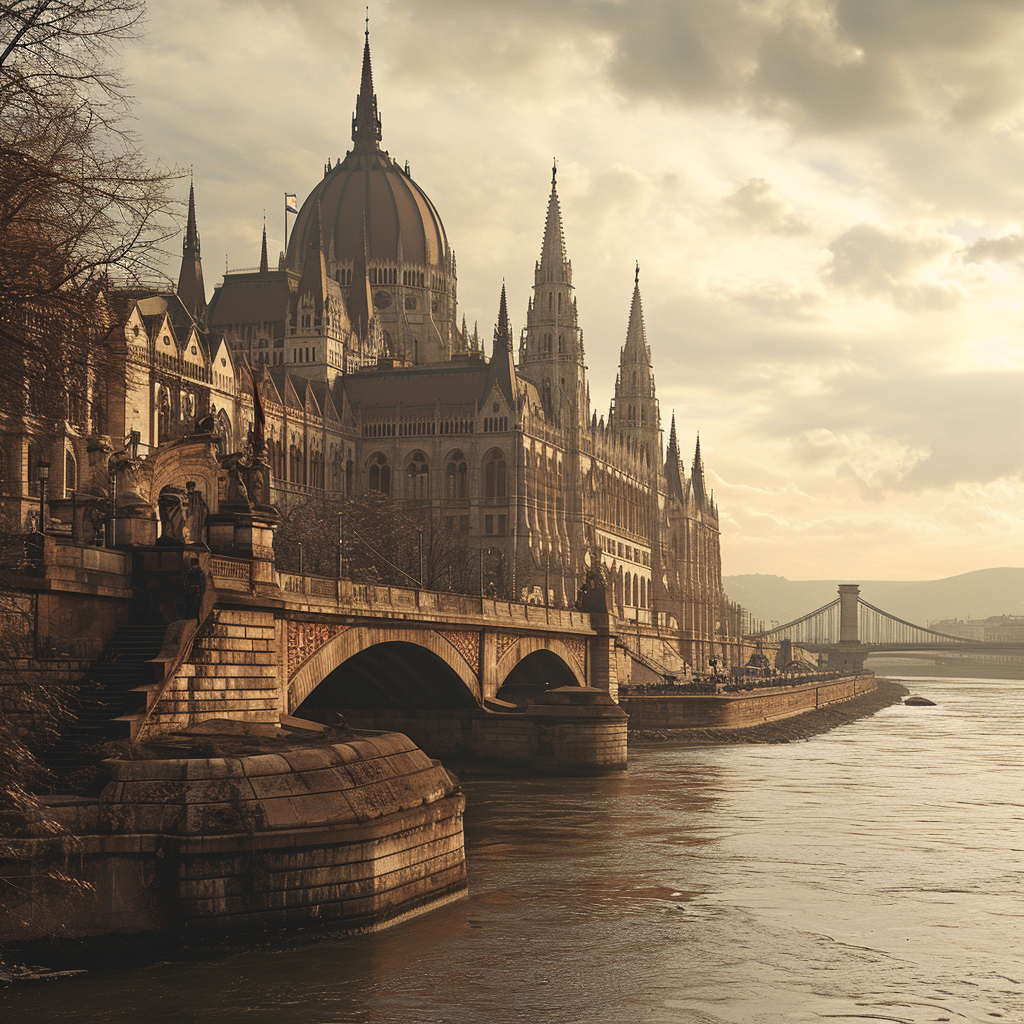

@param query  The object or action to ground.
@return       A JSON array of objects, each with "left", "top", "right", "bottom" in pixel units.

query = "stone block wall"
[
  {"left": 143, "top": 609, "right": 283, "bottom": 736},
  {"left": 620, "top": 675, "right": 876, "bottom": 730}
]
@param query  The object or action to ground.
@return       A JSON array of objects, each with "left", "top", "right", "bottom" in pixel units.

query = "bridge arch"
[
  {"left": 289, "top": 627, "right": 482, "bottom": 713},
  {"left": 492, "top": 636, "right": 585, "bottom": 705}
]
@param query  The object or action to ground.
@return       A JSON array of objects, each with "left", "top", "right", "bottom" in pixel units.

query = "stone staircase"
[{"left": 41, "top": 623, "right": 169, "bottom": 790}]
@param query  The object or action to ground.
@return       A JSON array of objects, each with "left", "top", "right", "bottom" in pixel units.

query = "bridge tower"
[
  {"left": 839, "top": 584, "right": 860, "bottom": 642},
  {"left": 830, "top": 583, "right": 867, "bottom": 673}
]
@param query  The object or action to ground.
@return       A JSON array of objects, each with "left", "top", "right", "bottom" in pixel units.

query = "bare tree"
[
  {"left": 274, "top": 490, "right": 482, "bottom": 595},
  {"left": 0, "top": 0, "right": 179, "bottom": 422}
]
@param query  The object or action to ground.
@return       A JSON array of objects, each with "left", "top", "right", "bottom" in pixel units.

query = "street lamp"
[{"left": 36, "top": 460, "right": 49, "bottom": 533}]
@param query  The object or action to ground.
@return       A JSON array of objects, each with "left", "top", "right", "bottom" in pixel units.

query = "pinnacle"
[
  {"left": 622, "top": 269, "right": 649, "bottom": 365},
  {"left": 259, "top": 219, "right": 269, "bottom": 273},
  {"left": 494, "top": 281, "right": 512, "bottom": 353},
  {"left": 352, "top": 20, "right": 382, "bottom": 148},
  {"left": 538, "top": 166, "right": 569, "bottom": 277},
  {"left": 184, "top": 179, "right": 200, "bottom": 256}
]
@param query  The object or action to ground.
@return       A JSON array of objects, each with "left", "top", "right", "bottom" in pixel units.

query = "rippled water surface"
[{"left": 5, "top": 677, "right": 1023, "bottom": 1023}]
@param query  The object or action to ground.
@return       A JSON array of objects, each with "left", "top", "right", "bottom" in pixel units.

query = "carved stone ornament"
[
  {"left": 287, "top": 621, "right": 349, "bottom": 679},
  {"left": 439, "top": 630, "right": 480, "bottom": 675},
  {"left": 564, "top": 637, "right": 587, "bottom": 674},
  {"left": 494, "top": 633, "right": 518, "bottom": 663}
]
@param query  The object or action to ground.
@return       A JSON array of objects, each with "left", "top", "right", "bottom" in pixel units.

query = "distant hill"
[{"left": 724, "top": 568, "right": 1024, "bottom": 628}]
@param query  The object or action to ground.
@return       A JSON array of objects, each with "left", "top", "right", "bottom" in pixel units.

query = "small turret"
[{"left": 177, "top": 178, "right": 207, "bottom": 326}]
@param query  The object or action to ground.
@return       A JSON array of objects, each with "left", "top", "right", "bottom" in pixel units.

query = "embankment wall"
[{"left": 619, "top": 674, "right": 875, "bottom": 730}]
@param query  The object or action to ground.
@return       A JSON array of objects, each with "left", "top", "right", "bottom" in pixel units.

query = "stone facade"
[{"left": 0, "top": 32, "right": 743, "bottom": 673}]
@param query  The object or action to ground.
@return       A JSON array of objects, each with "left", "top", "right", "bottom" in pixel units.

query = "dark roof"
[
  {"left": 208, "top": 270, "right": 296, "bottom": 327},
  {"left": 343, "top": 361, "right": 490, "bottom": 412}
]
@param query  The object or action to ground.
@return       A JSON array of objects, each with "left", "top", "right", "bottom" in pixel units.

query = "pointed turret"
[
  {"left": 259, "top": 220, "right": 269, "bottom": 273},
  {"left": 177, "top": 179, "right": 207, "bottom": 325},
  {"left": 494, "top": 282, "right": 512, "bottom": 354},
  {"left": 351, "top": 20, "right": 382, "bottom": 150},
  {"left": 488, "top": 282, "right": 518, "bottom": 405},
  {"left": 622, "top": 262, "right": 653, "bottom": 370},
  {"left": 691, "top": 434, "right": 707, "bottom": 508},
  {"left": 610, "top": 265, "right": 659, "bottom": 466},
  {"left": 347, "top": 209, "right": 374, "bottom": 338},
  {"left": 539, "top": 161, "right": 570, "bottom": 282},
  {"left": 665, "top": 414, "right": 684, "bottom": 501},
  {"left": 297, "top": 211, "right": 328, "bottom": 311},
  {"left": 520, "top": 164, "right": 587, "bottom": 428}
]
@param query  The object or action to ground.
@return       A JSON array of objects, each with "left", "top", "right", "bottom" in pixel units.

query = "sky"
[{"left": 122, "top": 0, "right": 1024, "bottom": 581}]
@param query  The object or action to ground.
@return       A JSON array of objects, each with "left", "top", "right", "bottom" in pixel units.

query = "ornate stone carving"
[
  {"left": 287, "top": 621, "right": 349, "bottom": 678},
  {"left": 494, "top": 633, "right": 518, "bottom": 663},
  {"left": 439, "top": 630, "right": 480, "bottom": 675},
  {"left": 564, "top": 637, "right": 587, "bottom": 674}
]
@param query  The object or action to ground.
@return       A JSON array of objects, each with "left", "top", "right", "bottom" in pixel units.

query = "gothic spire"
[
  {"left": 351, "top": 17, "right": 382, "bottom": 150},
  {"left": 622, "top": 263, "right": 651, "bottom": 368},
  {"left": 665, "top": 413, "right": 684, "bottom": 501},
  {"left": 177, "top": 176, "right": 207, "bottom": 326},
  {"left": 493, "top": 281, "right": 512, "bottom": 353},
  {"left": 489, "top": 281, "right": 518, "bottom": 404},
  {"left": 691, "top": 434, "right": 707, "bottom": 508},
  {"left": 297, "top": 204, "right": 328, "bottom": 312},
  {"left": 184, "top": 178, "right": 200, "bottom": 257},
  {"left": 259, "top": 218, "right": 269, "bottom": 273},
  {"left": 538, "top": 160, "right": 570, "bottom": 282}
]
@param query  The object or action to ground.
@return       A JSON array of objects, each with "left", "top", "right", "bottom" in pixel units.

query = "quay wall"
[
  {"left": 619, "top": 674, "right": 876, "bottom": 731},
  {"left": 0, "top": 730, "right": 467, "bottom": 947}
]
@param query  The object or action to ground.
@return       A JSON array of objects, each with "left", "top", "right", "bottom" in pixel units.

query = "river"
[{"left": 4, "top": 676, "right": 1022, "bottom": 1023}]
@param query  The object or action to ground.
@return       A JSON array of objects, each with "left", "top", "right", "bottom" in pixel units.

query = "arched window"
[
  {"left": 64, "top": 450, "right": 76, "bottom": 497},
  {"left": 345, "top": 457, "right": 354, "bottom": 496},
  {"left": 624, "top": 573, "right": 632, "bottom": 607},
  {"left": 368, "top": 453, "right": 391, "bottom": 495},
  {"left": 484, "top": 450, "right": 507, "bottom": 498},
  {"left": 405, "top": 452, "right": 429, "bottom": 498},
  {"left": 445, "top": 450, "right": 467, "bottom": 498},
  {"left": 633, "top": 574, "right": 640, "bottom": 609},
  {"left": 640, "top": 577, "right": 647, "bottom": 609}
]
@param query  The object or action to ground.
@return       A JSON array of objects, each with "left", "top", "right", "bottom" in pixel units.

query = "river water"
[{"left": 5, "top": 677, "right": 1022, "bottom": 1023}]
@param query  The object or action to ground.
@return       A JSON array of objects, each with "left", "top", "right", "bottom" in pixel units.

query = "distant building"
[{"left": 0, "top": 31, "right": 741, "bottom": 670}]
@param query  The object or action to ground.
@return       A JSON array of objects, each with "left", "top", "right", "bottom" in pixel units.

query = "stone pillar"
[{"left": 839, "top": 584, "right": 860, "bottom": 643}]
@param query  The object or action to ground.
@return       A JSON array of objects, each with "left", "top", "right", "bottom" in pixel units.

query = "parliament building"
[{"left": 1, "top": 33, "right": 741, "bottom": 671}]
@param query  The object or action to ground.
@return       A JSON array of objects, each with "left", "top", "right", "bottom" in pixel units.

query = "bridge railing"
[{"left": 263, "top": 570, "right": 595, "bottom": 631}]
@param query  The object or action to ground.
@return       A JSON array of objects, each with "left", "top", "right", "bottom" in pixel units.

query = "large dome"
[
  {"left": 285, "top": 31, "right": 450, "bottom": 275},
  {"left": 286, "top": 148, "right": 449, "bottom": 271}
]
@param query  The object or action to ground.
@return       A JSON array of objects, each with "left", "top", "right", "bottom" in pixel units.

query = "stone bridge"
[
  {"left": 144, "top": 556, "right": 625, "bottom": 769},
  {"left": 13, "top": 540, "right": 691, "bottom": 769}
]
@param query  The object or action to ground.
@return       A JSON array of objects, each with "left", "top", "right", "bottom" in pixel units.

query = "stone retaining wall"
[
  {"left": 0, "top": 728, "right": 467, "bottom": 946},
  {"left": 619, "top": 674, "right": 876, "bottom": 730}
]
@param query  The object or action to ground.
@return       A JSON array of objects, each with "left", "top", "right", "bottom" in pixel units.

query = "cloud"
[
  {"left": 721, "top": 178, "right": 810, "bottom": 235},
  {"left": 823, "top": 223, "right": 961, "bottom": 311},
  {"left": 963, "top": 232, "right": 1024, "bottom": 264}
]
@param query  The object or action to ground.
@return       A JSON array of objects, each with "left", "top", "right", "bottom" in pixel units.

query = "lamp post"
[{"left": 36, "top": 460, "right": 49, "bottom": 533}]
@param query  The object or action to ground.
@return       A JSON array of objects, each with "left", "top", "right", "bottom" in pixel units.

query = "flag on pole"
[{"left": 285, "top": 194, "right": 298, "bottom": 214}]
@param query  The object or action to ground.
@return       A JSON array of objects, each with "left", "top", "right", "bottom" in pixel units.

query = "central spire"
[{"left": 351, "top": 17, "right": 382, "bottom": 149}]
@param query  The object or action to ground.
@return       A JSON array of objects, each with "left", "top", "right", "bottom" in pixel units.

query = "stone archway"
[
  {"left": 288, "top": 626, "right": 482, "bottom": 713},
  {"left": 492, "top": 636, "right": 586, "bottom": 706}
]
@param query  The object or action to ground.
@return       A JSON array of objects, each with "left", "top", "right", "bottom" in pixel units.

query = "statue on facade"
[
  {"left": 575, "top": 564, "right": 613, "bottom": 614},
  {"left": 157, "top": 485, "right": 189, "bottom": 544},
  {"left": 221, "top": 453, "right": 251, "bottom": 510},
  {"left": 185, "top": 480, "right": 209, "bottom": 545}
]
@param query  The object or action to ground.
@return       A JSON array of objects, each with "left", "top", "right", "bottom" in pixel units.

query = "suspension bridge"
[{"left": 749, "top": 585, "right": 1024, "bottom": 672}]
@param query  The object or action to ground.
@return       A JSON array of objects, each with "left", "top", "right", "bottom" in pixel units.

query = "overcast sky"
[{"left": 124, "top": 0, "right": 1024, "bottom": 581}]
